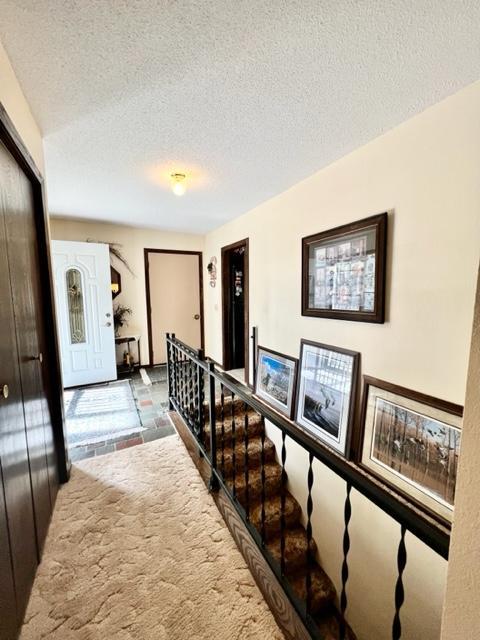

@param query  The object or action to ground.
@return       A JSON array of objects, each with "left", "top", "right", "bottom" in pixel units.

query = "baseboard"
[{"left": 169, "top": 411, "right": 311, "bottom": 640}]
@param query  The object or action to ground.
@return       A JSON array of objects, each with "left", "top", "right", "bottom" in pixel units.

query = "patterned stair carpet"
[
  {"left": 204, "top": 396, "right": 356, "bottom": 640},
  {"left": 20, "top": 434, "right": 282, "bottom": 640}
]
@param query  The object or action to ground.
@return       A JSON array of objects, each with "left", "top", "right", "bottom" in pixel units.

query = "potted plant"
[{"left": 113, "top": 304, "right": 133, "bottom": 337}]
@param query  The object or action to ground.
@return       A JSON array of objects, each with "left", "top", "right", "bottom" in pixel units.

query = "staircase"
[{"left": 204, "top": 395, "right": 357, "bottom": 640}]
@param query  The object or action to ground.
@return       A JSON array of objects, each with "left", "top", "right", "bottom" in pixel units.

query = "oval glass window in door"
[{"left": 66, "top": 268, "right": 86, "bottom": 344}]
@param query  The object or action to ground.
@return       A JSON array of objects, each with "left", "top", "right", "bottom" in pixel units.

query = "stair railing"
[{"left": 166, "top": 333, "right": 449, "bottom": 640}]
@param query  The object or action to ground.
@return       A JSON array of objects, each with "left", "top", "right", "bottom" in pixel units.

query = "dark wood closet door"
[
  {"left": 1, "top": 140, "right": 55, "bottom": 556},
  {"left": 0, "top": 143, "right": 38, "bottom": 629},
  {"left": 0, "top": 464, "right": 17, "bottom": 639}
]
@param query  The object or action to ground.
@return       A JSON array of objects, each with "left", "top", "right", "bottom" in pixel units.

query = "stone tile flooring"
[{"left": 69, "top": 366, "right": 175, "bottom": 462}]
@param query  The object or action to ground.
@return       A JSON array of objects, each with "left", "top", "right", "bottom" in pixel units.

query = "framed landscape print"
[
  {"left": 357, "top": 377, "right": 463, "bottom": 524},
  {"left": 302, "top": 212, "right": 388, "bottom": 323},
  {"left": 295, "top": 340, "right": 359, "bottom": 456},
  {"left": 254, "top": 346, "right": 298, "bottom": 419}
]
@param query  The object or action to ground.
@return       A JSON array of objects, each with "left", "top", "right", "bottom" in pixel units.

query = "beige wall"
[
  {"left": 0, "top": 39, "right": 44, "bottom": 175},
  {"left": 49, "top": 217, "right": 204, "bottom": 365},
  {"left": 441, "top": 269, "right": 480, "bottom": 639},
  {"left": 203, "top": 81, "right": 480, "bottom": 639}
]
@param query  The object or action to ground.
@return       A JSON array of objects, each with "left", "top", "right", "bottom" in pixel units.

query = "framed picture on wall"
[
  {"left": 254, "top": 346, "right": 298, "bottom": 419},
  {"left": 295, "top": 340, "right": 359, "bottom": 456},
  {"left": 301, "top": 212, "right": 388, "bottom": 323},
  {"left": 355, "top": 377, "right": 463, "bottom": 524}
]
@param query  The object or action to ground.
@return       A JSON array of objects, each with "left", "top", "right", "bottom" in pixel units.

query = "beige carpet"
[{"left": 21, "top": 434, "right": 283, "bottom": 640}]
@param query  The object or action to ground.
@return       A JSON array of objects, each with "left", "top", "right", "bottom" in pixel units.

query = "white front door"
[{"left": 51, "top": 240, "right": 117, "bottom": 388}]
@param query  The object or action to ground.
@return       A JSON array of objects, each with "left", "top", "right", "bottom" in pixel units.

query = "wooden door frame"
[
  {"left": 0, "top": 103, "right": 69, "bottom": 484},
  {"left": 144, "top": 248, "right": 205, "bottom": 366},
  {"left": 221, "top": 238, "right": 250, "bottom": 385}
]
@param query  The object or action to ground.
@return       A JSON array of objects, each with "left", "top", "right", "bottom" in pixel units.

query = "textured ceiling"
[{"left": 1, "top": 1, "right": 479, "bottom": 233}]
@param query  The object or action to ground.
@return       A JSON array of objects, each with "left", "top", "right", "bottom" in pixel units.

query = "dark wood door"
[
  {"left": 1, "top": 139, "right": 55, "bottom": 555},
  {"left": 0, "top": 463, "right": 17, "bottom": 639},
  {"left": 221, "top": 239, "right": 249, "bottom": 383},
  {"left": 0, "top": 142, "right": 38, "bottom": 628}
]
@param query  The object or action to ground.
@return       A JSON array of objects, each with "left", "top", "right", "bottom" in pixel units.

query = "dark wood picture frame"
[
  {"left": 295, "top": 339, "right": 360, "bottom": 457},
  {"left": 144, "top": 248, "right": 204, "bottom": 366},
  {"left": 355, "top": 376, "right": 463, "bottom": 526},
  {"left": 301, "top": 212, "right": 388, "bottom": 323},
  {"left": 110, "top": 265, "right": 121, "bottom": 299},
  {"left": 254, "top": 345, "right": 298, "bottom": 419}
]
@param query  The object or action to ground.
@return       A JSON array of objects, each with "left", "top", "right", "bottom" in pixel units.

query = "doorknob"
[
  {"left": 105, "top": 322, "right": 112, "bottom": 327},
  {"left": 32, "top": 353, "right": 43, "bottom": 364},
  {"left": 2, "top": 384, "right": 8, "bottom": 400},
  {"left": 194, "top": 314, "right": 200, "bottom": 320},
  {"left": 106, "top": 312, "right": 111, "bottom": 317}
]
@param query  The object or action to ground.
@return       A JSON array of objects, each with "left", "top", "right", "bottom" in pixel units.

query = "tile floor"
[{"left": 69, "top": 366, "right": 175, "bottom": 462}]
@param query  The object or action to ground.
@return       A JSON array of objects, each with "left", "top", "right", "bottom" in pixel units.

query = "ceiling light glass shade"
[{"left": 171, "top": 173, "right": 186, "bottom": 196}]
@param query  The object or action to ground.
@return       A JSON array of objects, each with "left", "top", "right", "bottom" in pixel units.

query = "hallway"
[{"left": 21, "top": 433, "right": 281, "bottom": 639}]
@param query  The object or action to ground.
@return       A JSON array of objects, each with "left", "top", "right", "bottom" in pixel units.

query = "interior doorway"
[
  {"left": 222, "top": 238, "right": 249, "bottom": 384},
  {"left": 145, "top": 249, "right": 204, "bottom": 365}
]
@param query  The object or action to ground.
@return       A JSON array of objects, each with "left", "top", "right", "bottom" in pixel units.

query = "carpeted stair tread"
[
  {"left": 214, "top": 396, "right": 251, "bottom": 418},
  {"left": 267, "top": 527, "right": 317, "bottom": 573},
  {"left": 203, "top": 412, "right": 264, "bottom": 445},
  {"left": 225, "top": 463, "right": 283, "bottom": 502},
  {"left": 220, "top": 435, "right": 276, "bottom": 473},
  {"left": 249, "top": 493, "right": 302, "bottom": 537},
  {"left": 289, "top": 566, "right": 336, "bottom": 615},
  {"left": 315, "top": 613, "right": 357, "bottom": 640}
]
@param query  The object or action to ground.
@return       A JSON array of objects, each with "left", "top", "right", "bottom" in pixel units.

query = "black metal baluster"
[
  {"left": 166, "top": 335, "right": 173, "bottom": 409},
  {"left": 231, "top": 391, "right": 236, "bottom": 498},
  {"left": 306, "top": 452, "right": 314, "bottom": 615},
  {"left": 207, "top": 361, "right": 219, "bottom": 491},
  {"left": 196, "top": 357, "right": 205, "bottom": 440},
  {"left": 173, "top": 343, "right": 178, "bottom": 407},
  {"left": 220, "top": 384, "right": 225, "bottom": 477},
  {"left": 181, "top": 352, "right": 188, "bottom": 420},
  {"left": 177, "top": 349, "right": 183, "bottom": 413},
  {"left": 260, "top": 417, "right": 266, "bottom": 546},
  {"left": 192, "top": 355, "right": 199, "bottom": 429},
  {"left": 187, "top": 353, "right": 194, "bottom": 428},
  {"left": 189, "top": 355, "right": 196, "bottom": 429},
  {"left": 339, "top": 482, "right": 352, "bottom": 640},
  {"left": 280, "top": 429, "right": 287, "bottom": 576},
  {"left": 172, "top": 334, "right": 177, "bottom": 403},
  {"left": 243, "top": 401, "right": 250, "bottom": 520},
  {"left": 392, "top": 525, "right": 407, "bottom": 640}
]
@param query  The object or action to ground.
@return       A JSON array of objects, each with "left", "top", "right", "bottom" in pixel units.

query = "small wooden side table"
[{"left": 115, "top": 334, "right": 141, "bottom": 374}]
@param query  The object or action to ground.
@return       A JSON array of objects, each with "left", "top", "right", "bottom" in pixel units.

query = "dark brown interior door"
[
  {"left": 0, "top": 141, "right": 38, "bottom": 627},
  {"left": 0, "top": 462, "right": 16, "bottom": 639},
  {"left": 2, "top": 140, "right": 55, "bottom": 554},
  {"left": 222, "top": 239, "right": 249, "bottom": 383}
]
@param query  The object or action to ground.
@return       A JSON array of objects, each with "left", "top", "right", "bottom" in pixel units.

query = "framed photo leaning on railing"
[
  {"left": 294, "top": 340, "right": 360, "bottom": 457},
  {"left": 355, "top": 376, "right": 463, "bottom": 525},
  {"left": 254, "top": 345, "right": 298, "bottom": 419}
]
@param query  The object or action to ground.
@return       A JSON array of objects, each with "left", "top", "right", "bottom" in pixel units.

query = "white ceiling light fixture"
[{"left": 171, "top": 173, "right": 186, "bottom": 196}]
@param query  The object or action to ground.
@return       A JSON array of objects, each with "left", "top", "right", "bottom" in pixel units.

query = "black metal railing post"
[
  {"left": 166, "top": 333, "right": 174, "bottom": 409},
  {"left": 196, "top": 348, "right": 205, "bottom": 439},
  {"left": 251, "top": 325, "right": 258, "bottom": 387},
  {"left": 172, "top": 337, "right": 179, "bottom": 407},
  {"left": 339, "top": 482, "right": 352, "bottom": 640},
  {"left": 207, "top": 361, "right": 219, "bottom": 492},
  {"left": 392, "top": 525, "right": 407, "bottom": 640}
]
